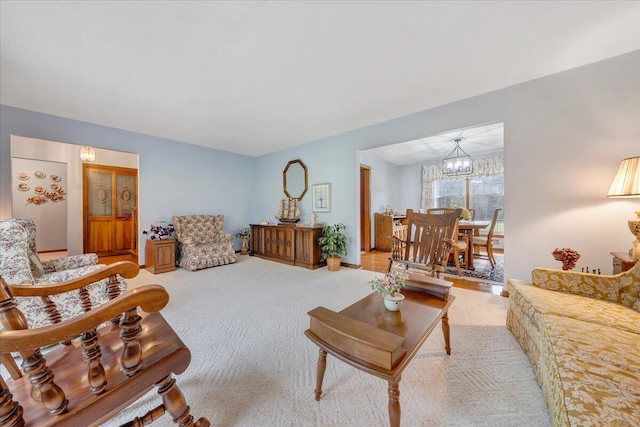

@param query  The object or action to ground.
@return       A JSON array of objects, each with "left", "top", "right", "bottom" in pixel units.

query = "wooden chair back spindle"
[{"left": 0, "top": 263, "right": 210, "bottom": 427}]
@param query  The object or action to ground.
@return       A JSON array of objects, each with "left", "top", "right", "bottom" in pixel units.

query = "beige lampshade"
[{"left": 607, "top": 156, "right": 640, "bottom": 198}]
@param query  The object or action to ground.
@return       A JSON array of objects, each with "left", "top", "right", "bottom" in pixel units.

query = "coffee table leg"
[
  {"left": 315, "top": 349, "right": 327, "bottom": 401},
  {"left": 442, "top": 311, "right": 451, "bottom": 355},
  {"left": 387, "top": 379, "right": 401, "bottom": 427}
]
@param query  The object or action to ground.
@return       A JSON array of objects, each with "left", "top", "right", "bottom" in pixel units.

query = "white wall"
[{"left": 11, "top": 157, "right": 68, "bottom": 251}]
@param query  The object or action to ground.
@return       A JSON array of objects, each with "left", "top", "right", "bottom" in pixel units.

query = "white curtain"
[{"left": 421, "top": 156, "right": 504, "bottom": 209}]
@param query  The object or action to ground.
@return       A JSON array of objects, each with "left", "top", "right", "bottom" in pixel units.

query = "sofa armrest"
[
  {"left": 531, "top": 268, "right": 622, "bottom": 304},
  {"left": 43, "top": 253, "right": 98, "bottom": 273}
]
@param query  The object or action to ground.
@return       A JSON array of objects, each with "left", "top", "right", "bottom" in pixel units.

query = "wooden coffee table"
[{"left": 304, "top": 285, "right": 455, "bottom": 427}]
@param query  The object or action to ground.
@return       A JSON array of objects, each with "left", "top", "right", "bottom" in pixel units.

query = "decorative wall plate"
[
  {"left": 17, "top": 183, "right": 30, "bottom": 191},
  {"left": 34, "top": 186, "right": 45, "bottom": 194},
  {"left": 50, "top": 183, "right": 61, "bottom": 191},
  {"left": 34, "top": 171, "right": 46, "bottom": 179},
  {"left": 17, "top": 172, "right": 29, "bottom": 180},
  {"left": 50, "top": 174, "right": 61, "bottom": 182}
]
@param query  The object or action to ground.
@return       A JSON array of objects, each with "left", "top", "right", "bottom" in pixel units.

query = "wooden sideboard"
[
  {"left": 250, "top": 224, "right": 325, "bottom": 269},
  {"left": 374, "top": 213, "right": 408, "bottom": 252}
]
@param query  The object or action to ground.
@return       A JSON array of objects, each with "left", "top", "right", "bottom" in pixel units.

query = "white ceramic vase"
[{"left": 382, "top": 293, "right": 405, "bottom": 312}]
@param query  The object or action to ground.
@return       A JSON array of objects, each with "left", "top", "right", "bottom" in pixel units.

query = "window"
[
  {"left": 470, "top": 176, "right": 504, "bottom": 234},
  {"left": 434, "top": 176, "right": 503, "bottom": 234}
]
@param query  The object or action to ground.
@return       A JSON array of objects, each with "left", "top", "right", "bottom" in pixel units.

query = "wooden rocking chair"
[
  {"left": 0, "top": 261, "right": 210, "bottom": 427},
  {"left": 388, "top": 209, "right": 463, "bottom": 300}
]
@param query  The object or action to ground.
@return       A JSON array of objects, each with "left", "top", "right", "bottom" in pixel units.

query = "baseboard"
[{"left": 342, "top": 261, "right": 362, "bottom": 269}]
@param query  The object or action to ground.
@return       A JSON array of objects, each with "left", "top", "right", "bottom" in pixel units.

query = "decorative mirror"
[{"left": 283, "top": 159, "right": 308, "bottom": 200}]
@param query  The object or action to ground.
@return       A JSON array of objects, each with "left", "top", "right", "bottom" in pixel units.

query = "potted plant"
[
  {"left": 368, "top": 269, "right": 408, "bottom": 311},
  {"left": 235, "top": 227, "right": 251, "bottom": 255},
  {"left": 318, "top": 223, "right": 348, "bottom": 271}
]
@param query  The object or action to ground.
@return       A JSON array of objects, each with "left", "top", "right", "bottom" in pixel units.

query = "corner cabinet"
[
  {"left": 374, "top": 213, "right": 408, "bottom": 252},
  {"left": 145, "top": 239, "right": 176, "bottom": 274},
  {"left": 250, "top": 224, "right": 325, "bottom": 269}
]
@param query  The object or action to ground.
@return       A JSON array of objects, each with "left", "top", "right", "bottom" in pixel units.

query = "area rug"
[
  {"left": 445, "top": 253, "right": 504, "bottom": 286},
  {"left": 93, "top": 257, "right": 550, "bottom": 426}
]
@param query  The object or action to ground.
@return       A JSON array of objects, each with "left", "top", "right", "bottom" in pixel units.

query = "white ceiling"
[
  {"left": 365, "top": 122, "right": 504, "bottom": 166},
  {"left": 1, "top": 1, "right": 639, "bottom": 157}
]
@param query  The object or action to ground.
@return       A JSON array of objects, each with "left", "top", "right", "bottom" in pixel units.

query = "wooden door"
[
  {"left": 83, "top": 164, "right": 138, "bottom": 256},
  {"left": 360, "top": 165, "right": 371, "bottom": 252}
]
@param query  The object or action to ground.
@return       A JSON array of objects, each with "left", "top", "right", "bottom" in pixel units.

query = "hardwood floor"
[{"left": 360, "top": 250, "right": 505, "bottom": 296}]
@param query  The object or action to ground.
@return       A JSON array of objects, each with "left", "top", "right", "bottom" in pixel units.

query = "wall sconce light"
[
  {"left": 80, "top": 146, "right": 96, "bottom": 162},
  {"left": 607, "top": 156, "right": 640, "bottom": 259}
]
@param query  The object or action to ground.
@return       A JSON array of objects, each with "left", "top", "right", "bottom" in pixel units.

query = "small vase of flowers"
[
  {"left": 368, "top": 269, "right": 409, "bottom": 311},
  {"left": 552, "top": 248, "right": 580, "bottom": 270},
  {"left": 143, "top": 221, "right": 175, "bottom": 240}
]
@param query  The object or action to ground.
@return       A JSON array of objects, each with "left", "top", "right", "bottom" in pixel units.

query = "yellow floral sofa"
[{"left": 506, "top": 262, "right": 640, "bottom": 426}]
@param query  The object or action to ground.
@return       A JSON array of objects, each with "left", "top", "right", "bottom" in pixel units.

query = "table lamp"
[{"left": 607, "top": 156, "right": 640, "bottom": 259}]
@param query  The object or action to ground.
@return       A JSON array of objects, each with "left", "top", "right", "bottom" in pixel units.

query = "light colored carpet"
[{"left": 98, "top": 256, "right": 550, "bottom": 426}]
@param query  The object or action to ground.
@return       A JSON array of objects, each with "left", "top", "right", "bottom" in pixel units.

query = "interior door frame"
[{"left": 360, "top": 164, "right": 371, "bottom": 252}]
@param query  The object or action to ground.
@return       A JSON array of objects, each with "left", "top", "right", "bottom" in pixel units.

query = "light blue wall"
[
  {"left": 0, "top": 106, "right": 255, "bottom": 263},
  {"left": 252, "top": 51, "right": 640, "bottom": 280},
  {"left": 2, "top": 51, "right": 638, "bottom": 280}
]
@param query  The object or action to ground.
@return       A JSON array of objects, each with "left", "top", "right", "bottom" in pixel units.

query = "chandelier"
[
  {"left": 442, "top": 138, "right": 472, "bottom": 176},
  {"left": 80, "top": 146, "right": 96, "bottom": 162}
]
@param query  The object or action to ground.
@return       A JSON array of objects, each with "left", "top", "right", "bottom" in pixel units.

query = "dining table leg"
[{"left": 464, "top": 230, "right": 475, "bottom": 270}]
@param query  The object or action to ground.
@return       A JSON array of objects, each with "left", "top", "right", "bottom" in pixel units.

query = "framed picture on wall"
[{"left": 312, "top": 183, "right": 331, "bottom": 212}]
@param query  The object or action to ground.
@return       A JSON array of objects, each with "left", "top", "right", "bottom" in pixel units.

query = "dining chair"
[
  {"left": 389, "top": 208, "right": 462, "bottom": 281},
  {"left": 427, "top": 209, "right": 468, "bottom": 274},
  {"left": 472, "top": 208, "right": 502, "bottom": 268}
]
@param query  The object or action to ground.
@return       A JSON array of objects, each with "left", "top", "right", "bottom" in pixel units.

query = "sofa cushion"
[
  {"left": 509, "top": 279, "right": 640, "bottom": 335},
  {"left": 543, "top": 314, "right": 640, "bottom": 426}
]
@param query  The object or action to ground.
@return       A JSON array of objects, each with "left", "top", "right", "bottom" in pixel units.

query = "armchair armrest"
[
  {"left": 9, "top": 261, "right": 139, "bottom": 298},
  {"left": 0, "top": 285, "right": 168, "bottom": 354},
  {"left": 531, "top": 268, "right": 622, "bottom": 304},
  {"left": 42, "top": 253, "right": 98, "bottom": 273}
]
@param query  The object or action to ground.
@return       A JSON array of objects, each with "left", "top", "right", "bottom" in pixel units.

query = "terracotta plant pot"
[{"left": 326, "top": 256, "right": 341, "bottom": 271}]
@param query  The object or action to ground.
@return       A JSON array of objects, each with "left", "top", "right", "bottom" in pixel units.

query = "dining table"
[{"left": 457, "top": 220, "right": 490, "bottom": 270}]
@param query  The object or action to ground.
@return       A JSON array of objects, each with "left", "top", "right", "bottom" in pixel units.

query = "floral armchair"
[
  {"left": 0, "top": 217, "right": 127, "bottom": 329},
  {"left": 172, "top": 214, "right": 237, "bottom": 271}
]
